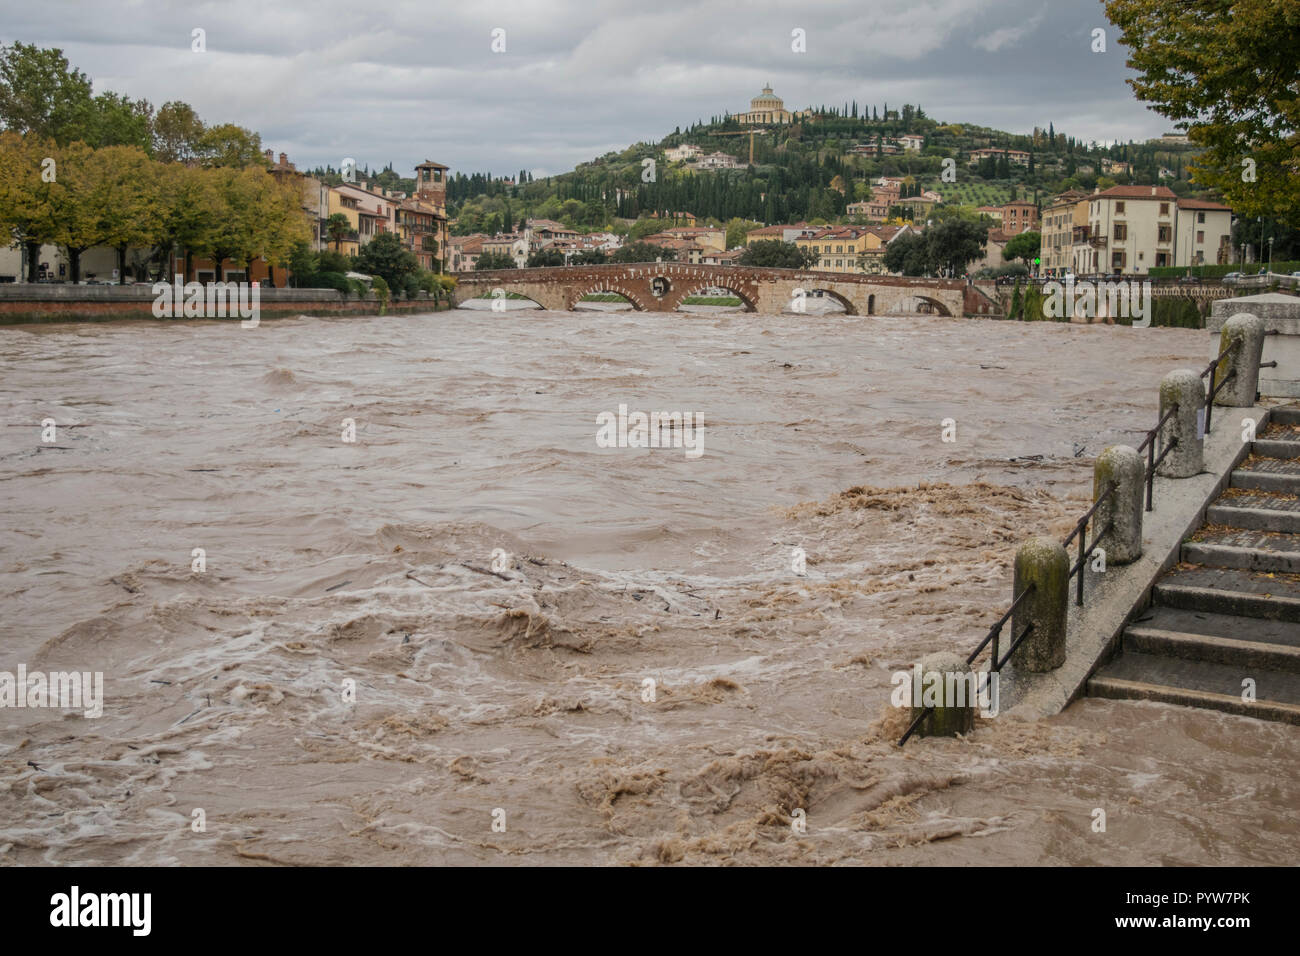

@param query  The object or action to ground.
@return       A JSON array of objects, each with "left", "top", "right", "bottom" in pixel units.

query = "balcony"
[{"left": 1088, "top": 234, "right": 1107, "bottom": 248}]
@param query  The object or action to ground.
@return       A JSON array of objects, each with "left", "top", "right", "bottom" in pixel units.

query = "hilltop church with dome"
[{"left": 735, "top": 85, "right": 808, "bottom": 125}]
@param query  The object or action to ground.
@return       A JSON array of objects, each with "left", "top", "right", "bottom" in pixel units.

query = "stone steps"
[
  {"left": 1230, "top": 456, "right": 1300, "bottom": 494},
  {"left": 1206, "top": 488, "right": 1300, "bottom": 533},
  {"left": 1154, "top": 565, "right": 1300, "bottom": 622},
  {"left": 1088, "top": 671, "right": 1300, "bottom": 725},
  {"left": 1087, "top": 405, "right": 1300, "bottom": 725},
  {"left": 1182, "top": 528, "right": 1300, "bottom": 573}
]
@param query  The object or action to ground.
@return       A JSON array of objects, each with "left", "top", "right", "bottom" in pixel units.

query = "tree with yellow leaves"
[{"left": 0, "top": 131, "right": 63, "bottom": 280}]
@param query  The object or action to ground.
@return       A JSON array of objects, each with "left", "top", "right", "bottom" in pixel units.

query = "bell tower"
[{"left": 415, "top": 160, "right": 449, "bottom": 213}]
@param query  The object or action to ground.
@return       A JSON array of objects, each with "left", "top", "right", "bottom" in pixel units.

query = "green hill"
[{"left": 447, "top": 105, "right": 1215, "bottom": 236}]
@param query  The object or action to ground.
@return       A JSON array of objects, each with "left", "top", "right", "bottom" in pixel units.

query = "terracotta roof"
[
  {"left": 863, "top": 225, "right": 905, "bottom": 240},
  {"left": 1176, "top": 198, "right": 1232, "bottom": 211},
  {"left": 399, "top": 197, "right": 445, "bottom": 216},
  {"left": 1046, "top": 190, "right": 1088, "bottom": 207},
  {"left": 1094, "top": 185, "right": 1178, "bottom": 200}
]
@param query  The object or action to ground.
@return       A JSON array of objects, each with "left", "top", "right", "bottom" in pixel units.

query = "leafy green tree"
[
  {"left": 0, "top": 43, "right": 94, "bottom": 144},
  {"left": 87, "top": 92, "right": 153, "bottom": 150},
  {"left": 1001, "top": 230, "right": 1041, "bottom": 266},
  {"left": 475, "top": 252, "right": 517, "bottom": 270},
  {"left": 287, "top": 240, "right": 318, "bottom": 287},
  {"left": 1105, "top": 0, "right": 1300, "bottom": 225},
  {"left": 317, "top": 250, "right": 352, "bottom": 273},
  {"left": 152, "top": 101, "right": 205, "bottom": 163},
  {"left": 725, "top": 217, "right": 762, "bottom": 248},
  {"left": 570, "top": 249, "right": 608, "bottom": 265},
  {"left": 526, "top": 247, "right": 565, "bottom": 267},
  {"left": 882, "top": 232, "right": 931, "bottom": 275},
  {"left": 926, "top": 217, "right": 988, "bottom": 275},
  {"left": 610, "top": 241, "right": 677, "bottom": 263},
  {"left": 355, "top": 231, "right": 419, "bottom": 291},
  {"left": 628, "top": 218, "right": 663, "bottom": 241},
  {"left": 737, "top": 239, "right": 817, "bottom": 268}
]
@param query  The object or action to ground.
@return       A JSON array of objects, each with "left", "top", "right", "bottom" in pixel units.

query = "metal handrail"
[
  {"left": 897, "top": 335, "right": 1265, "bottom": 746},
  {"left": 1200, "top": 339, "right": 1239, "bottom": 435},
  {"left": 897, "top": 585, "right": 1036, "bottom": 746},
  {"left": 1137, "top": 404, "right": 1179, "bottom": 454}
]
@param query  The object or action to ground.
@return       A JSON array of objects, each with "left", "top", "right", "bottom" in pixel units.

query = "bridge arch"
[
  {"left": 570, "top": 282, "right": 650, "bottom": 312},
  {"left": 783, "top": 286, "right": 856, "bottom": 315},
  {"left": 456, "top": 289, "right": 545, "bottom": 311},
  {"left": 899, "top": 294, "right": 953, "bottom": 317},
  {"left": 673, "top": 281, "right": 758, "bottom": 312}
]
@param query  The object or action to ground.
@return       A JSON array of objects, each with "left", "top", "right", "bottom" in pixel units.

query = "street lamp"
[{"left": 1268, "top": 237, "right": 1275, "bottom": 275}]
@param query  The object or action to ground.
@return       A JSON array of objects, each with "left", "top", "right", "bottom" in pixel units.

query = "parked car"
[{"left": 1222, "top": 272, "right": 1243, "bottom": 284}]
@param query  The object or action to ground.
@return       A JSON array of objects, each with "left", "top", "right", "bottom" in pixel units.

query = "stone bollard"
[
  {"left": 1094, "top": 445, "right": 1144, "bottom": 564},
  {"left": 1214, "top": 313, "right": 1266, "bottom": 406},
  {"left": 909, "top": 651, "right": 975, "bottom": 737},
  {"left": 1157, "top": 369, "right": 1205, "bottom": 478},
  {"left": 1011, "top": 537, "right": 1069, "bottom": 672}
]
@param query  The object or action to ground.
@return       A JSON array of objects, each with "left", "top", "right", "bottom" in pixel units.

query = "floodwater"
[{"left": 1, "top": 307, "right": 1296, "bottom": 865}]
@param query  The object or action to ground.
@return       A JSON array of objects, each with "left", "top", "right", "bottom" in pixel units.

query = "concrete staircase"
[{"left": 1087, "top": 405, "right": 1300, "bottom": 724}]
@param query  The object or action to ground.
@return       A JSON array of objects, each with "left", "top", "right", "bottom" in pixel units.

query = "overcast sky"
[{"left": 3, "top": 0, "right": 1173, "bottom": 180}]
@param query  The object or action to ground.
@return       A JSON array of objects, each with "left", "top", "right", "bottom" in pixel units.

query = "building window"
[
  {"left": 1197, "top": 212, "right": 1205, "bottom": 223},
  {"left": 1114, "top": 223, "right": 1127, "bottom": 240},
  {"left": 1158, "top": 225, "right": 1172, "bottom": 243},
  {"left": 1197, "top": 231, "right": 1205, "bottom": 243},
  {"left": 1115, "top": 202, "right": 1125, "bottom": 213},
  {"left": 1159, "top": 203, "right": 1169, "bottom": 215}
]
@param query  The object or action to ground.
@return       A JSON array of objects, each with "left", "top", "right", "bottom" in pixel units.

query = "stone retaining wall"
[{"left": 0, "top": 285, "right": 442, "bottom": 324}]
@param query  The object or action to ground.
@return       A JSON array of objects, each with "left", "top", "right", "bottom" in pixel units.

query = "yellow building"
[
  {"left": 794, "top": 225, "right": 912, "bottom": 274},
  {"left": 325, "top": 188, "right": 361, "bottom": 256},
  {"left": 1040, "top": 190, "right": 1089, "bottom": 275}
]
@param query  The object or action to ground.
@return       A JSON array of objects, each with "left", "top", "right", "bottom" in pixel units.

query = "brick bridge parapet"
[{"left": 451, "top": 262, "right": 1001, "bottom": 317}]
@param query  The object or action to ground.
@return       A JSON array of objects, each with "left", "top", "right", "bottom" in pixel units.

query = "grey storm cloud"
[{"left": 1, "top": 0, "right": 1169, "bottom": 179}]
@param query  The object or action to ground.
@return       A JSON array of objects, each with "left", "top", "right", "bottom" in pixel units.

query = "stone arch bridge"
[{"left": 452, "top": 263, "right": 1001, "bottom": 317}]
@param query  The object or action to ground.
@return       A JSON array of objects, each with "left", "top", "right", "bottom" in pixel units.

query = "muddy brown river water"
[{"left": 1, "top": 307, "right": 1296, "bottom": 865}]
